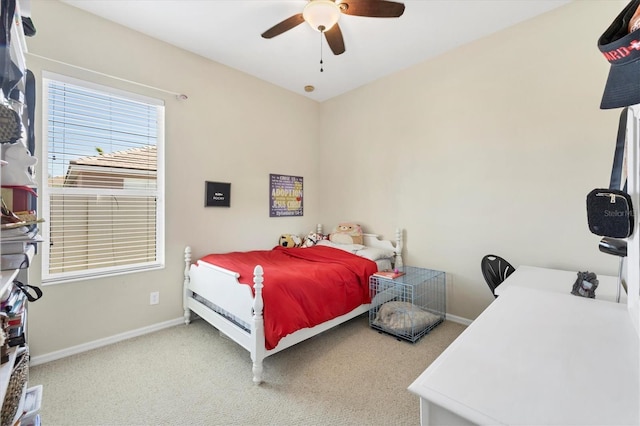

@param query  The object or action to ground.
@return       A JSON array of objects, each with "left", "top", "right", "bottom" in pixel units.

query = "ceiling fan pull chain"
[{"left": 319, "top": 30, "right": 324, "bottom": 72}]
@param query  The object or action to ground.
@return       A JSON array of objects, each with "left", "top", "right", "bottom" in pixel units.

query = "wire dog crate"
[{"left": 369, "top": 266, "right": 446, "bottom": 343}]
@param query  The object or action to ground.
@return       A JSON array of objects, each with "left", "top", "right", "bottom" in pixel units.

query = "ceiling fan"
[{"left": 261, "top": 0, "right": 405, "bottom": 55}]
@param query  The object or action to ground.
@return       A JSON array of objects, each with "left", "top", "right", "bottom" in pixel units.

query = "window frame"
[{"left": 41, "top": 71, "right": 165, "bottom": 285}]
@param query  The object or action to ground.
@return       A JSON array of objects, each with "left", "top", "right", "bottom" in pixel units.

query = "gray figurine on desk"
[{"left": 571, "top": 271, "right": 599, "bottom": 298}]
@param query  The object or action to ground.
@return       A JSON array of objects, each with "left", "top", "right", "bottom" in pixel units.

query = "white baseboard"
[
  {"left": 30, "top": 317, "right": 185, "bottom": 367},
  {"left": 30, "top": 313, "right": 469, "bottom": 366},
  {"left": 445, "top": 313, "right": 473, "bottom": 326}
]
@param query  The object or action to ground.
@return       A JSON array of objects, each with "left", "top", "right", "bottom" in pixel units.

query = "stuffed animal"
[
  {"left": 278, "top": 234, "right": 302, "bottom": 248},
  {"left": 1, "top": 142, "right": 37, "bottom": 186},
  {"left": 329, "top": 223, "right": 363, "bottom": 245},
  {"left": 302, "top": 231, "right": 325, "bottom": 247}
]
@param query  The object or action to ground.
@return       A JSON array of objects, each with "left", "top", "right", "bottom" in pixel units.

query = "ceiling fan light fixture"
[{"left": 303, "top": 0, "right": 341, "bottom": 32}]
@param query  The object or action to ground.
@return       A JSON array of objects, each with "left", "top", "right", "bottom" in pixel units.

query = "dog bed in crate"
[{"left": 372, "top": 301, "right": 442, "bottom": 342}]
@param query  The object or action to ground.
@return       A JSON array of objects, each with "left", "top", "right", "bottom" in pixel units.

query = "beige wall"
[
  {"left": 24, "top": 0, "right": 627, "bottom": 357},
  {"left": 26, "top": 0, "right": 320, "bottom": 357},
  {"left": 319, "top": 0, "right": 627, "bottom": 320}
]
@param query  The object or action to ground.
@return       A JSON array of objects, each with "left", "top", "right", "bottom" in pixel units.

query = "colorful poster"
[{"left": 269, "top": 174, "right": 303, "bottom": 217}]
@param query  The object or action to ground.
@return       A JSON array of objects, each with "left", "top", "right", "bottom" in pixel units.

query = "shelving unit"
[{"left": 0, "top": 0, "right": 41, "bottom": 424}]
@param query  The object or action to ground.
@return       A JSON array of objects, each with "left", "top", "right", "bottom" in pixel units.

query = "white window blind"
[{"left": 42, "top": 73, "right": 165, "bottom": 283}]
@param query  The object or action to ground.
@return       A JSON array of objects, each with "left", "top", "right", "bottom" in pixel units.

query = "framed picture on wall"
[
  {"left": 269, "top": 174, "right": 303, "bottom": 217},
  {"left": 205, "top": 181, "right": 231, "bottom": 207}
]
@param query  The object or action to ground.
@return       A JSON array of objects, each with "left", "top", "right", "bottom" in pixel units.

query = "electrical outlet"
[{"left": 150, "top": 291, "right": 159, "bottom": 305}]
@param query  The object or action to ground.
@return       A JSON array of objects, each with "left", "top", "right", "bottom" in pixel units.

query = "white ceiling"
[{"left": 60, "top": 0, "right": 571, "bottom": 102}]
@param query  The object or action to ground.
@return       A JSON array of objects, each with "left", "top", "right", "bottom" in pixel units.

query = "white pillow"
[
  {"left": 316, "top": 240, "right": 364, "bottom": 253},
  {"left": 355, "top": 246, "right": 395, "bottom": 261},
  {"left": 316, "top": 240, "right": 394, "bottom": 261}
]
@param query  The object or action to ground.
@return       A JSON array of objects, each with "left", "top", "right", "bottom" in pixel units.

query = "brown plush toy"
[{"left": 329, "top": 223, "right": 364, "bottom": 245}]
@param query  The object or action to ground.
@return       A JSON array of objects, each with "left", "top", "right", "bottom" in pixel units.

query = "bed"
[{"left": 182, "top": 224, "right": 403, "bottom": 383}]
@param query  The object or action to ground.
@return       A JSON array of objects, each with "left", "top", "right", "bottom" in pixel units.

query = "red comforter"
[{"left": 199, "top": 245, "right": 378, "bottom": 350}]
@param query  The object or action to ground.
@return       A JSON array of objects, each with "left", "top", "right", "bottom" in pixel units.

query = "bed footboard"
[
  {"left": 251, "top": 266, "right": 265, "bottom": 384},
  {"left": 183, "top": 246, "right": 268, "bottom": 383}
]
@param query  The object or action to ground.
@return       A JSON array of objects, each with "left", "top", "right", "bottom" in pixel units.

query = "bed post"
[
  {"left": 395, "top": 229, "right": 404, "bottom": 268},
  {"left": 184, "top": 246, "right": 192, "bottom": 325},
  {"left": 316, "top": 223, "right": 323, "bottom": 234},
  {"left": 251, "top": 265, "right": 266, "bottom": 384}
]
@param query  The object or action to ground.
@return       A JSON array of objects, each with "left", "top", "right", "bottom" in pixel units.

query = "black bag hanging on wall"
[
  {"left": 587, "top": 189, "right": 634, "bottom": 237},
  {"left": 586, "top": 107, "right": 635, "bottom": 238}
]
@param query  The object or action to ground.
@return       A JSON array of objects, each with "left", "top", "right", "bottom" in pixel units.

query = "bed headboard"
[{"left": 316, "top": 224, "right": 403, "bottom": 267}]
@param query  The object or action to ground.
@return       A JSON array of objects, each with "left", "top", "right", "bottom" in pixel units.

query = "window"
[{"left": 42, "top": 73, "right": 165, "bottom": 284}]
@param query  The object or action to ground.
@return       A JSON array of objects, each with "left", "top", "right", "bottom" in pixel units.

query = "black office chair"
[{"left": 481, "top": 254, "right": 515, "bottom": 298}]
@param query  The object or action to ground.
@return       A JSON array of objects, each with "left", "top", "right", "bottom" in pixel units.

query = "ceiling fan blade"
[
  {"left": 261, "top": 13, "right": 305, "bottom": 39},
  {"left": 324, "top": 23, "right": 346, "bottom": 55},
  {"left": 338, "top": 0, "right": 405, "bottom": 18}
]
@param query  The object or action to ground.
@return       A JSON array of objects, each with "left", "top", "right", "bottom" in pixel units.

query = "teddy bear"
[
  {"left": 278, "top": 234, "right": 302, "bottom": 248},
  {"left": 329, "top": 223, "right": 363, "bottom": 245}
]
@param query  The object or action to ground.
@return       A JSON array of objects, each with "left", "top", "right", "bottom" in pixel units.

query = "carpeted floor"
[{"left": 29, "top": 315, "right": 466, "bottom": 426}]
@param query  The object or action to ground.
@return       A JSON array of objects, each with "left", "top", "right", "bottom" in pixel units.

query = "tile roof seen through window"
[{"left": 71, "top": 145, "right": 156, "bottom": 171}]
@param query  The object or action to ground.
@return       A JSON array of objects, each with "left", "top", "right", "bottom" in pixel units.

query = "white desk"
[
  {"left": 495, "top": 265, "right": 626, "bottom": 303},
  {"left": 408, "top": 270, "right": 639, "bottom": 425}
]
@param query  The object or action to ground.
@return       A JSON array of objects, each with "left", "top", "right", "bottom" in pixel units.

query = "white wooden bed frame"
[{"left": 183, "top": 225, "right": 403, "bottom": 384}]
